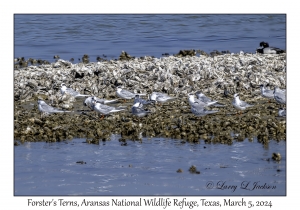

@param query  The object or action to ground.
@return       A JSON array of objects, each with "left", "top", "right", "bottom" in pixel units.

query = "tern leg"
[
  {"left": 133, "top": 116, "right": 139, "bottom": 123},
  {"left": 40, "top": 112, "right": 46, "bottom": 119},
  {"left": 235, "top": 111, "right": 242, "bottom": 116}
]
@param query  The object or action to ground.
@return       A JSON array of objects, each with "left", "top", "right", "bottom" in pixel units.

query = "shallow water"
[
  {"left": 14, "top": 14, "right": 286, "bottom": 61},
  {"left": 14, "top": 135, "right": 286, "bottom": 196}
]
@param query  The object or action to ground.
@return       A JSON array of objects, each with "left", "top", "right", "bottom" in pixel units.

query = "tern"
[
  {"left": 60, "top": 83, "right": 90, "bottom": 98},
  {"left": 91, "top": 97, "right": 126, "bottom": 119},
  {"left": 37, "top": 99, "right": 70, "bottom": 118},
  {"left": 116, "top": 86, "right": 146, "bottom": 102},
  {"left": 273, "top": 87, "right": 286, "bottom": 105},
  {"left": 84, "top": 96, "right": 118, "bottom": 110},
  {"left": 131, "top": 102, "right": 152, "bottom": 118},
  {"left": 150, "top": 92, "right": 176, "bottom": 104},
  {"left": 195, "top": 91, "right": 226, "bottom": 107},
  {"left": 232, "top": 93, "right": 253, "bottom": 114}
]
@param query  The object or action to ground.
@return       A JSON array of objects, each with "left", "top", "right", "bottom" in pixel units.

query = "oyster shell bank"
[{"left": 14, "top": 52, "right": 286, "bottom": 145}]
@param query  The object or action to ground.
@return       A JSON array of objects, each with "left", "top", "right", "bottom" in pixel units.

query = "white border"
[{"left": 3, "top": 1, "right": 297, "bottom": 209}]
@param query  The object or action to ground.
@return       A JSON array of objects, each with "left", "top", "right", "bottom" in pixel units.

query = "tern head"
[
  {"left": 135, "top": 95, "right": 140, "bottom": 99},
  {"left": 60, "top": 83, "right": 67, "bottom": 93},
  {"left": 187, "top": 93, "right": 196, "bottom": 104},
  {"left": 259, "top": 84, "right": 265, "bottom": 91},
  {"left": 116, "top": 86, "right": 123, "bottom": 92},
  {"left": 188, "top": 93, "right": 195, "bottom": 99},
  {"left": 133, "top": 102, "right": 141, "bottom": 107},
  {"left": 233, "top": 93, "right": 239, "bottom": 98},
  {"left": 84, "top": 96, "right": 94, "bottom": 106},
  {"left": 91, "top": 97, "right": 97, "bottom": 103},
  {"left": 37, "top": 99, "right": 46, "bottom": 105},
  {"left": 150, "top": 92, "right": 157, "bottom": 101},
  {"left": 196, "top": 91, "right": 204, "bottom": 97}
]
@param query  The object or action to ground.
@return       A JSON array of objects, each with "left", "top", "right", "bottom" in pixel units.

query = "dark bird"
[{"left": 256, "top": 42, "right": 285, "bottom": 54}]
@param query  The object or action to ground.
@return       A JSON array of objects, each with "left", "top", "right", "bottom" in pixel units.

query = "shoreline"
[{"left": 14, "top": 53, "right": 286, "bottom": 145}]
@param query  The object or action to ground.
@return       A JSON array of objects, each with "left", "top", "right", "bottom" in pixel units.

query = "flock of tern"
[
  {"left": 37, "top": 42, "right": 286, "bottom": 119},
  {"left": 37, "top": 82, "right": 286, "bottom": 119}
]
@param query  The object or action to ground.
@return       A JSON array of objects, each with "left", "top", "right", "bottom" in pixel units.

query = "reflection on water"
[{"left": 14, "top": 135, "right": 286, "bottom": 196}]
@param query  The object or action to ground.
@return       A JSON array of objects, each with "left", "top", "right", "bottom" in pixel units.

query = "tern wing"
[
  {"left": 65, "top": 87, "right": 80, "bottom": 96},
  {"left": 65, "top": 88, "right": 89, "bottom": 98},
  {"left": 99, "top": 104, "right": 125, "bottom": 114},
  {"left": 263, "top": 90, "right": 274, "bottom": 98},
  {"left": 240, "top": 100, "right": 253, "bottom": 108},
  {"left": 274, "top": 94, "right": 286, "bottom": 104},
  {"left": 203, "top": 109, "right": 219, "bottom": 114},
  {"left": 191, "top": 105, "right": 205, "bottom": 116},
  {"left": 199, "top": 96, "right": 211, "bottom": 103},
  {"left": 103, "top": 99, "right": 119, "bottom": 104},
  {"left": 132, "top": 106, "right": 151, "bottom": 117},
  {"left": 41, "top": 103, "right": 65, "bottom": 113},
  {"left": 121, "top": 89, "right": 135, "bottom": 98},
  {"left": 213, "top": 103, "right": 227, "bottom": 107}
]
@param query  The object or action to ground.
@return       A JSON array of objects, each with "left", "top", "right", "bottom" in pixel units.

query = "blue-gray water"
[
  {"left": 14, "top": 136, "right": 286, "bottom": 196},
  {"left": 14, "top": 14, "right": 286, "bottom": 62}
]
